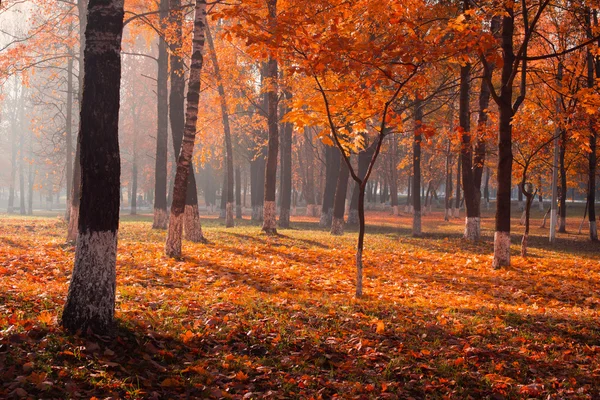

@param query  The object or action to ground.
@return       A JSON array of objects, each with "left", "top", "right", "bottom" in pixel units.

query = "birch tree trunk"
[
  {"left": 62, "top": 0, "right": 125, "bottom": 335},
  {"left": 169, "top": 0, "right": 204, "bottom": 242},
  {"left": 165, "top": 0, "right": 207, "bottom": 257}
]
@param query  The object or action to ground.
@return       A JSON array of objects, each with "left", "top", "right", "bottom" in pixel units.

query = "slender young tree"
[
  {"left": 169, "top": 0, "right": 205, "bottom": 242},
  {"left": 165, "top": 0, "right": 207, "bottom": 257},
  {"left": 62, "top": 0, "right": 125, "bottom": 335}
]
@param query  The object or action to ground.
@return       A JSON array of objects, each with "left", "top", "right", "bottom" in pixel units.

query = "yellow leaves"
[
  {"left": 37, "top": 311, "right": 53, "bottom": 325},
  {"left": 181, "top": 330, "right": 195, "bottom": 343},
  {"left": 376, "top": 320, "right": 385, "bottom": 334}
]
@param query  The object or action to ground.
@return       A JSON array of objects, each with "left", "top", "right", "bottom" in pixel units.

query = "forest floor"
[{"left": 0, "top": 208, "right": 599, "bottom": 399}]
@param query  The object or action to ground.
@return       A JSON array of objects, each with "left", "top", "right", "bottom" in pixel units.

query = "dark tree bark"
[
  {"left": 331, "top": 157, "right": 350, "bottom": 235},
  {"left": 320, "top": 144, "right": 340, "bottom": 227},
  {"left": 413, "top": 98, "right": 423, "bottom": 236},
  {"left": 299, "top": 127, "right": 317, "bottom": 216},
  {"left": 62, "top": 0, "right": 125, "bottom": 335},
  {"left": 261, "top": 0, "right": 279, "bottom": 234},
  {"left": 390, "top": 135, "right": 399, "bottom": 214},
  {"left": 251, "top": 145, "right": 266, "bottom": 221},
  {"left": 67, "top": 0, "right": 88, "bottom": 242},
  {"left": 558, "top": 129, "right": 567, "bottom": 232},
  {"left": 444, "top": 140, "right": 453, "bottom": 221},
  {"left": 65, "top": 54, "right": 74, "bottom": 219},
  {"left": 278, "top": 91, "right": 293, "bottom": 228},
  {"left": 588, "top": 9, "right": 598, "bottom": 241},
  {"left": 169, "top": 0, "right": 204, "bottom": 242},
  {"left": 206, "top": 22, "right": 234, "bottom": 227},
  {"left": 152, "top": 0, "right": 169, "bottom": 229},
  {"left": 130, "top": 112, "right": 138, "bottom": 215},
  {"left": 349, "top": 142, "right": 374, "bottom": 224},
  {"left": 454, "top": 152, "right": 461, "bottom": 218},
  {"left": 165, "top": 0, "right": 208, "bottom": 257}
]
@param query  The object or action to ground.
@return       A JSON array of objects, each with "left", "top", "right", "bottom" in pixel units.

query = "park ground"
[{"left": 0, "top": 205, "right": 599, "bottom": 399}]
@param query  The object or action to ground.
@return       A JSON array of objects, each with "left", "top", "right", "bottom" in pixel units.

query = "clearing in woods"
[{"left": 0, "top": 209, "right": 599, "bottom": 399}]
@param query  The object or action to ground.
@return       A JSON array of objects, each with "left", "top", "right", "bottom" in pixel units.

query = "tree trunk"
[
  {"left": 521, "top": 183, "right": 534, "bottom": 257},
  {"left": 130, "top": 118, "right": 138, "bottom": 216},
  {"left": 62, "top": 0, "right": 125, "bottom": 335},
  {"left": 165, "top": 0, "right": 207, "bottom": 257},
  {"left": 206, "top": 22, "right": 234, "bottom": 227},
  {"left": 389, "top": 135, "right": 399, "bottom": 215},
  {"left": 251, "top": 146, "right": 266, "bottom": 221},
  {"left": 300, "top": 127, "right": 317, "bottom": 216},
  {"left": 588, "top": 10, "right": 598, "bottom": 241},
  {"left": 320, "top": 144, "right": 340, "bottom": 227},
  {"left": 454, "top": 152, "right": 461, "bottom": 218},
  {"left": 558, "top": 129, "right": 567, "bottom": 232},
  {"left": 331, "top": 157, "right": 350, "bottom": 235},
  {"left": 18, "top": 95, "right": 26, "bottom": 216},
  {"left": 459, "top": 56, "right": 481, "bottom": 240},
  {"left": 27, "top": 127, "right": 34, "bottom": 215},
  {"left": 66, "top": 0, "right": 88, "bottom": 242},
  {"left": 349, "top": 143, "right": 374, "bottom": 224},
  {"left": 444, "top": 140, "right": 452, "bottom": 221},
  {"left": 278, "top": 91, "right": 293, "bottom": 228},
  {"left": 413, "top": 98, "right": 423, "bottom": 237},
  {"left": 152, "top": 0, "right": 169, "bottom": 229},
  {"left": 65, "top": 55, "right": 74, "bottom": 219},
  {"left": 493, "top": 10, "right": 516, "bottom": 269},
  {"left": 262, "top": 1, "right": 279, "bottom": 234},
  {"left": 168, "top": 0, "right": 204, "bottom": 242}
]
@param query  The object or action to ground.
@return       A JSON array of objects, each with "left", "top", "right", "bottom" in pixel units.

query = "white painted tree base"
[
  {"left": 538, "top": 201, "right": 544, "bottom": 211},
  {"left": 464, "top": 217, "right": 480, "bottom": 241},
  {"left": 413, "top": 210, "right": 422, "bottom": 237},
  {"left": 262, "top": 201, "right": 277, "bottom": 234},
  {"left": 331, "top": 217, "right": 344, "bottom": 235},
  {"left": 392, "top": 206, "right": 399, "bottom": 216},
  {"left": 493, "top": 231, "right": 511, "bottom": 269},
  {"left": 62, "top": 230, "right": 117, "bottom": 334},
  {"left": 152, "top": 208, "right": 168, "bottom": 229},
  {"left": 165, "top": 212, "right": 184, "bottom": 257},
  {"left": 184, "top": 204, "right": 205, "bottom": 242},
  {"left": 225, "top": 202, "right": 234, "bottom": 227},
  {"left": 452, "top": 207, "right": 459, "bottom": 218}
]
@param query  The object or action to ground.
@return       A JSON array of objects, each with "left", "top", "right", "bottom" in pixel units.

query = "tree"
[
  {"left": 62, "top": 0, "right": 125, "bottom": 334},
  {"left": 165, "top": 0, "right": 207, "bottom": 258},
  {"left": 152, "top": 0, "right": 169, "bottom": 229},
  {"left": 168, "top": 0, "right": 205, "bottom": 243},
  {"left": 206, "top": 21, "right": 234, "bottom": 227},
  {"left": 261, "top": 0, "right": 279, "bottom": 234}
]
